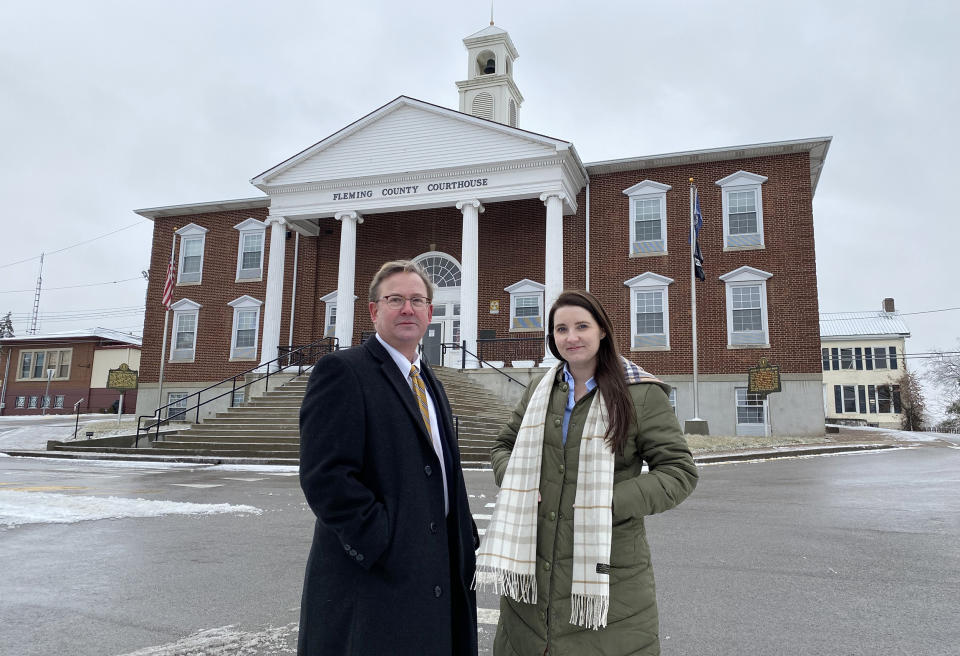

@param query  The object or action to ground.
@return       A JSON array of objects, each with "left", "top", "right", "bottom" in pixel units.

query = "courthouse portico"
[{"left": 249, "top": 96, "right": 588, "bottom": 366}]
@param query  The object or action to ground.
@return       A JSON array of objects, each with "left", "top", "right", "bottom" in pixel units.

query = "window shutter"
[
  {"left": 821, "top": 348, "right": 830, "bottom": 371},
  {"left": 855, "top": 348, "right": 863, "bottom": 370},
  {"left": 892, "top": 386, "right": 902, "bottom": 413},
  {"left": 857, "top": 385, "right": 866, "bottom": 414},
  {"left": 834, "top": 385, "right": 842, "bottom": 414},
  {"left": 865, "top": 348, "right": 873, "bottom": 370},
  {"left": 889, "top": 346, "right": 898, "bottom": 369},
  {"left": 831, "top": 348, "right": 839, "bottom": 371}
]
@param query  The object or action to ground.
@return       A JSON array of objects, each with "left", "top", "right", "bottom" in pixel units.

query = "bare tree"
[
  {"left": 897, "top": 370, "right": 926, "bottom": 431},
  {"left": 926, "top": 342, "right": 960, "bottom": 431},
  {"left": 0, "top": 312, "right": 14, "bottom": 338}
]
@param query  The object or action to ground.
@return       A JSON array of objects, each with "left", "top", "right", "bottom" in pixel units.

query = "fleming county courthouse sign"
[{"left": 134, "top": 23, "right": 830, "bottom": 438}]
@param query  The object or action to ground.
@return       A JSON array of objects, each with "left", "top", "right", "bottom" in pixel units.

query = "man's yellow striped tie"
[{"left": 410, "top": 365, "right": 431, "bottom": 434}]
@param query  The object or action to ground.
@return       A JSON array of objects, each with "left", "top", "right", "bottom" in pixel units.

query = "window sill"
[
  {"left": 229, "top": 357, "right": 259, "bottom": 362},
  {"left": 169, "top": 358, "right": 195, "bottom": 363},
  {"left": 631, "top": 345, "right": 670, "bottom": 352},
  {"left": 235, "top": 276, "right": 263, "bottom": 283},
  {"left": 722, "top": 243, "right": 765, "bottom": 252},
  {"left": 509, "top": 327, "right": 544, "bottom": 334},
  {"left": 176, "top": 281, "right": 202, "bottom": 286},
  {"left": 726, "top": 343, "right": 770, "bottom": 350},
  {"left": 628, "top": 251, "right": 667, "bottom": 259}
]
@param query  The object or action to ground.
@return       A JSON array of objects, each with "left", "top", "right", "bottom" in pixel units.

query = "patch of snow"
[
  {"left": 0, "top": 490, "right": 262, "bottom": 528},
  {"left": 115, "top": 623, "right": 297, "bottom": 656}
]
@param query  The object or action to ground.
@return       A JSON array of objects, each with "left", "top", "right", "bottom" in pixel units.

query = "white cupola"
[{"left": 455, "top": 23, "right": 523, "bottom": 127}]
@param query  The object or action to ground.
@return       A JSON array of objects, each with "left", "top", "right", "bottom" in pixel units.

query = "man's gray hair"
[{"left": 368, "top": 260, "right": 434, "bottom": 302}]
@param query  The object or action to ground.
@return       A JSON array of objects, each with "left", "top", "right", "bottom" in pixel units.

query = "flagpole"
[
  {"left": 689, "top": 180, "right": 702, "bottom": 422},
  {"left": 156, "top": 232, "right": 176, "bottom": 421}
]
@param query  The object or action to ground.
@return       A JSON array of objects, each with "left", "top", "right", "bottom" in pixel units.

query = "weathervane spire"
[{"left": 490, "top": 0, "right": 494, "bottom": 25}]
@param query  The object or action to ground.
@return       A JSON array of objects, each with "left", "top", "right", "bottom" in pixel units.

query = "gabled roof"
[
  {"left": 0, "top": 328, "right": 142, "bottom": 347},
  {"left": 250, "top": 96, "right": 584, "bottom": 188},
  {"left": 819, "top": 311, "right": 911, "bottom": 339}
]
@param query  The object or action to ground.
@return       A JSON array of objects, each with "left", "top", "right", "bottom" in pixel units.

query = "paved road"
[{"left": 1, "top": 444, "right": 957, "bottom": 655}]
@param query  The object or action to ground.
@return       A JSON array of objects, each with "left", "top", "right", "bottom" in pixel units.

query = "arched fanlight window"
[{"left": 416, "top": 254, "right": 461, "bottom": 288}]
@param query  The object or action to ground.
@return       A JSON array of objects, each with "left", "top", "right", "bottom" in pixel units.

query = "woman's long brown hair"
[{"left": 547, "top": 290, "right": 634, "bottom": 455}]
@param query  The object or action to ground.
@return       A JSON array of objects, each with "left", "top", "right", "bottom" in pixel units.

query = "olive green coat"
[{"left": 490, "top": 370, "right": 698, "bottom": 656}]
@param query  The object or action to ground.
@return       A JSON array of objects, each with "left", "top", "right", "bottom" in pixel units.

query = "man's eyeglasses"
[{"left": 378, "top": 294, "right": 431, "bottom": 310}]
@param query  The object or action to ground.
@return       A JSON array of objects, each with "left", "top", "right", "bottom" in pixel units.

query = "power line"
[
  {"left": 0, "top": 276, "right": 145, "bottom": 294},
  {"left": 0, "top": 220, "right": 150, "bottom": 270}
]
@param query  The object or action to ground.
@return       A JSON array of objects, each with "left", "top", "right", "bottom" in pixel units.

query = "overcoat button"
[
  {"left": 553, "top": 418, "right": 561, "bottom": 427},
  {"left": 349, "top": 549, "right": 358, "bottom": 556},
  {"left": 559, "top": 465, "right": 565, "bottom": 474},
  {"left": 548, "top": 511, "right": 556, "bottom": 521},
  {"left": 344, "top": 544, "right": 352, "bottom": 551},
  {"left": 424, "top": 465, "right": 433, "bottom": 476},
  {"left": 356, "top": 554, "right": 364, "bottom": 562},
  {"left": 430, "top": 521, "right": 438, "bottom": 533},
  {"left": 543, "top": 562, "right": 551, "bottom": 571},
  {"left": 560, "top": 383, "right": 568, "bottom": 392},
  {"left": 434, "top": 585, "right": 443, "bottom": 597}
]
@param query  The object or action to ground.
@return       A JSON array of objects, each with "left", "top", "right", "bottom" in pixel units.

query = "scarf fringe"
[
  {"left": 570, "top": 593, "right": 610, "bottom": 630},
  {"left": 472, "top": 566, "right": 537, "bottom": 604}
]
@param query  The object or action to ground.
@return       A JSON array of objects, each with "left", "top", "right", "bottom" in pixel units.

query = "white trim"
[
  {"left": 623, "top": 180, "right": 671, "bottom": 258},
  {"left": 720, "top": 266, "right": 772, "bottom": 348},
  {"left": 624, "top": 273, "right": 674, "bottom": 350},
  {"left": 716, "top": 171, "right": 767, "bottom": 251},
  {"left": 504, "top": 279, "right": 544, "bottom": 333},
  {"left": 228, "top": 296, "right": 263, "bottom": 361},
  {"left": 234, "top": 219, "right": 267, "bottom": 282},
  {"left": 175, "top": 224, "right": 208, "bottom": 284},
  {"left": 170, "top": 299, "right": 201, "bottom": 362}
]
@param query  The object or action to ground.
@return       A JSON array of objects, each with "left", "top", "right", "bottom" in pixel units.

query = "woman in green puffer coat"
[{"left": 477, "top": 290, "right": 698, "bottom": 656}]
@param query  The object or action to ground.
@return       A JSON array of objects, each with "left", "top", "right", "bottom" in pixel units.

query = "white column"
[
  {"left": 334, "top": 211, "right": 363, "bottom": 348},
  {"left": 540, "top": 192, "right": 566, "bottom": 366},
  {"left": 260, "top": 215, "right": 287, "bottom": 369},
  {"left": 456, "top": 199, "right": 483, "bottom": 368}
]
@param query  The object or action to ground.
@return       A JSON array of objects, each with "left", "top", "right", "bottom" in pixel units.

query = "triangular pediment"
[{"left": 252, "top": 97, "right": 568, "bottom": 189}]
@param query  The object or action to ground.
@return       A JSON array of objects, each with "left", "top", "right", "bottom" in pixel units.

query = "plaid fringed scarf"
[{"left": 474, "top": 357, "right": 657, "bottom": 630}]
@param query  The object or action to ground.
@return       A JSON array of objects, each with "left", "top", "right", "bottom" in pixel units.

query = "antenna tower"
[{"left": 29, "top": 253, "right": 44, "bottom": 334}]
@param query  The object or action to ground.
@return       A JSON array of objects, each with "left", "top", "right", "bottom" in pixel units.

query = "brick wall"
[{"left": 137, "top": 151, "right": 821, "bottom": 385}]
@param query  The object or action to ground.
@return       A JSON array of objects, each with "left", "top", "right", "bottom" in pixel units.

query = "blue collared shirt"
[{"left": 562, "top": 364, "right": 596, "bottom": 445}]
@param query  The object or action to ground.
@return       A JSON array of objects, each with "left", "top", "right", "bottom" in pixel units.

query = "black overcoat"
[{"left": 298, "top": 336, "right": 478, "bottom": 655}]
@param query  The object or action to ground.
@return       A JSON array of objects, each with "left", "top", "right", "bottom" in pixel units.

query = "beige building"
[{"left": 820, "top": 299, "right": 910, "bottom": 429}]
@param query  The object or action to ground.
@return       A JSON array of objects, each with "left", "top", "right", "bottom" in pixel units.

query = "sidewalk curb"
[{"left": 3, "top": 442, "right": 903, "bottom": 468}]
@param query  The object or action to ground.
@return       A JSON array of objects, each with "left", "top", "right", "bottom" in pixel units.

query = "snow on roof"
[
  {"left": 819, "top": 311, "right": 910, "bottom": 339},
  {"left": 0, "top": 327, "right": 141, "bottom": 347}
]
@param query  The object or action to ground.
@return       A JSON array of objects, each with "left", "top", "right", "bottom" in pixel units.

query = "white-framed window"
[
  {"left": 873, "top": 347, "right": 888, "bottom": 369},
  {"left": 28, "top": 395, "right": 38, "bottom": 409},
  {"left": 624, "top": 272, "right": 673, "bottom": 350},
  {"left": 176, "top": 223, "right": 209, "bottom": 284},
  {"left": 504, "top": 279, "right": 545, "bottom": 331},
  {"left": 54, "top": 395, "right": 65, "bottom": 409},
  {"left": 234, "top": 218, "right": 267, "bottom": 281},
  {"left": 16, "top": 349, "right": 72, "bottom": 381},
  {"left": 668, "top": 387, "right": 678, "bottom": 416},
  {"left": 716, "top": 171, "right": 767, "bottom": 250},
  {"left": 840, "top": 347, "right": 854, "bottom": 370},
  {"left": 720, "top": 266, "right": 772, "bottom": 348},
  {"left": 228, "top": 295, "right": 263, "bottom": 360},
  {"left": 167, "top": 392, "right": 188, "bottom": 421},
  {"left": 15, "top": 395, "right": 25, "bottom": 408},
  {"left": 41, "top": 395, "right": 51, "bottom": 409},
  {"left": 622, "top": 180, "right": 671, "bottom": 257},
  {"left": 320, "top": 291, "right": 338, "bottom": 338},
  {"left": 170, "top": 298, "right": 201, "bottom": 362},
  {"left": 735, "top": 387, "right": 768, "bottom": 436}
]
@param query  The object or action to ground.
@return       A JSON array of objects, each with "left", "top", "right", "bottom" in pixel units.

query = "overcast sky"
[{"left": 1, "top": 1, "right": 956, "bottom": 415}]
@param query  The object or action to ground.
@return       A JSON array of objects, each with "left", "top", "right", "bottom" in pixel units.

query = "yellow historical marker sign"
[
  {"left": 747, "top": 357, "right": 781, "bottom": 396},
  {"left": 107, "top": 362, "right": 139, "bottom": 392}
]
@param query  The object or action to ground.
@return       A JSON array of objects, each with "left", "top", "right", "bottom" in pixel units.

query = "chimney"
[{"left": 882, "top": 298, "right": 895, "bottom": 313}]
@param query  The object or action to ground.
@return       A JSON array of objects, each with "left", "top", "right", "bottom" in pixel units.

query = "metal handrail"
[
  {"left": 135, "top": 337, "right": 338, "bottom": 446},
  {"left": 440, "top": 341, "right": 527, "bottom": 388}
]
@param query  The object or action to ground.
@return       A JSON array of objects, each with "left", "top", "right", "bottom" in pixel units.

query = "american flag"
[{"left": 161, "top": 252, "right": 175, "bottom": 310}]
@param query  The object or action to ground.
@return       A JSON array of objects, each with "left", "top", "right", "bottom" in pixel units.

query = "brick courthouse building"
[{"left": 134, "top": 24, "right": 830, "bottom": 437}]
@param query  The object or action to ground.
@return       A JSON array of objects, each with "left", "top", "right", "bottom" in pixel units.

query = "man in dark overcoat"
[{"left": 298, "top": 259, "right": 478, "bottom": 655}]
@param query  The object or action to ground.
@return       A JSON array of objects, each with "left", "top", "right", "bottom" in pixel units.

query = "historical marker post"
[{"left": 107, "top": 362, "right": 139, "bottom": 427}]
